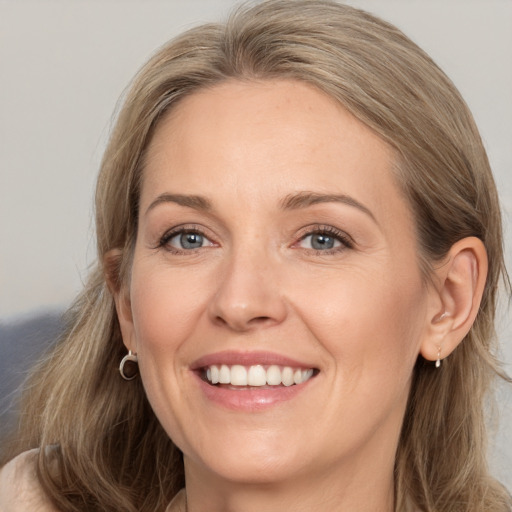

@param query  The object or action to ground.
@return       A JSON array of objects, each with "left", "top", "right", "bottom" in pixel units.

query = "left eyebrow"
[{"left": 280, "top": 191, "right": 377, "bottom": 224}]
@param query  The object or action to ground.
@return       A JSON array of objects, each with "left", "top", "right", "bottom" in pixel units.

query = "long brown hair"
[{"left": 3, "top": 1, "right": 510, "bottom": 510}]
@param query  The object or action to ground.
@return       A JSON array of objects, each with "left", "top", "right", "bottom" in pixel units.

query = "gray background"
[{"left": 0, "top": 0, "right": 510, "bottom": 488}]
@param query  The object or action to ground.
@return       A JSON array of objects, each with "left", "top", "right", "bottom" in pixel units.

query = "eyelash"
[
  {"left": 295, "top": 224, "right": 354, "bottom": 255},
  {"left": 157, "top": 224, "right": 354, "bottom": 255},
  {"left": 158, "top": 225, "right": 214, "bottom": 255}
]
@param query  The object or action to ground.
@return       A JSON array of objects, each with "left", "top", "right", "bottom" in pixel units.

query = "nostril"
[
  {"left": 249, "top": 316, "right": 273, "bottom": 324},
  {"left": 214, "top": 316, "right": 228, "bottom": 326},
  {"left": 213, "top": 314, "right": 274, "bottom": 331}
]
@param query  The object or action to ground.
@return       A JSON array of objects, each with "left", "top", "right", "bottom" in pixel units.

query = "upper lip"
[{"left": 190, "top": 350, "right": 317, "bottom": 370}]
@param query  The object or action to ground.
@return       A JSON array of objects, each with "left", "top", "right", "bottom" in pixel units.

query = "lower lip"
[{"left": 194, "top": 373, "right": 315, "bottom": 411}]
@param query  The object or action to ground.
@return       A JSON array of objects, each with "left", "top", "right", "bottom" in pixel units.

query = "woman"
[{"left": 0, "top": 1, "right": 510, "bottom": 510}]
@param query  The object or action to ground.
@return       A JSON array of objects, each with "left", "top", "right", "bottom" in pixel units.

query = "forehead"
[{"left": 141, "top": 79, "right": 408, "bottom": 223}]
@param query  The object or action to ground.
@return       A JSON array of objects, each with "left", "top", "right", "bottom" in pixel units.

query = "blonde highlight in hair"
[{"left": 3, "top": 1, "right": 510, "bottom": 510}]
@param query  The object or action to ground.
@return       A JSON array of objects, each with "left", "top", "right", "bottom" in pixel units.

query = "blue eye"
[
  {"left": 297, "top": 226, "right": 353, "bottom": 253},
  {"left": 176, "top": 232, "right": 204, "bottom": 249},
  {"left": 163, "top": 230, "right": 213, "bottom": 251},
  {"left": 300, "top": 233, "right": 341, "bottom": 250}
]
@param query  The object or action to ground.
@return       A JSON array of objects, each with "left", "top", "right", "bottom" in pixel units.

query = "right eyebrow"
[{"left": 145, "top": 193, "right": 212, "bottom": 216}]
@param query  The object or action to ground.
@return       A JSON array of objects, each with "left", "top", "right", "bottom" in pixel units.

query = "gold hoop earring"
[{"left": 119, "top": 350, "right": 138, "bottom": 380}]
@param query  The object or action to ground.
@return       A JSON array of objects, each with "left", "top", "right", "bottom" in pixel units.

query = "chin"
[{"left": 185, "top": 434, "right": 307, "bottom": 485}]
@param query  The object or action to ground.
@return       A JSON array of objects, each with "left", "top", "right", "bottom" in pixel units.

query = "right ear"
[{"left": 104, "top": 249, "right": 136, "bottom": 353}]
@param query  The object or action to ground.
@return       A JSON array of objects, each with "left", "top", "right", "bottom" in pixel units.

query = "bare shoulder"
[{"left": 0, "top": 449, "right": 57, "bottom": 511}]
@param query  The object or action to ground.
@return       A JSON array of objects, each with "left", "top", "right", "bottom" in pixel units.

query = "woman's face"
[{"left": 118, "top": 80, "right": 435, "bottom": 487}]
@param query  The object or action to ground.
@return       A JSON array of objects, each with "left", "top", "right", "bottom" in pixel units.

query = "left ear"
[{"left": 420, "top": 237, "right": 488, "bottom": 363}]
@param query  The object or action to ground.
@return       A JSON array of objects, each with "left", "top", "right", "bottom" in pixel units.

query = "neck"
[{"left": 184, "top": 451, "right": 396, "bottom": 512}]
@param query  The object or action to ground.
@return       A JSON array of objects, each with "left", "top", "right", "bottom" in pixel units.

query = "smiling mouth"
[{"left": 202, "top": 364, "right": 317, "bottom": 388}]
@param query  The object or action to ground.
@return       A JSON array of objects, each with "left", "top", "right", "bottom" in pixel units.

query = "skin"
[{"left": 113, "top": 79, "right": 487, "bottom": 511}]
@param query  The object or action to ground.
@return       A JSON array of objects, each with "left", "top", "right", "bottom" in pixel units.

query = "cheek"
[
  {"left": 126, "top": 261, "right": 210, "bottom": 443},
  {"left": 292, "top": 265, "right": 427, "bottom": 381},
  {"left": 129, "top": 263, "right": 206, "bottom": 357}
]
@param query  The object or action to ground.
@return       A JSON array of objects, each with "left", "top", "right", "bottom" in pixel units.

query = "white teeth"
[
  {"left": 219, "top": 364, "right": 230, "bottom": 384},
  {"left": 204, "top": 364, "right": 315, "bottom": 387},
  {"left": 210, "top": 365, "right": 219, "bottom": 384},
  {"left": 266, "top": 365, "right": 282, "bottom": 385},
  {"left": 303, "top": 369, "right": 313, "bottom": 381},
  {"left": 281, "top": 367, "right": 294, "bottom": 387},
  {"left": 230, "top": 365, "right": 247, "bottom": 386},
  {"left": 248, "top": 365, "right": 267, "bottom": 386}
]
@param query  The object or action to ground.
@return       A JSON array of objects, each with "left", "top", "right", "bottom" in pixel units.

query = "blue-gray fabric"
[{"left": 0, "top": 313, "right": 61, "bottom": 437}]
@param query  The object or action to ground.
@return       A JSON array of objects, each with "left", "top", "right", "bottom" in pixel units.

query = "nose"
[{"left": 208, "top": 246, "right": 287, "bottom": 332}]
